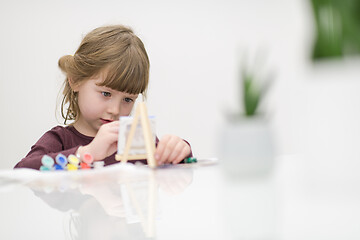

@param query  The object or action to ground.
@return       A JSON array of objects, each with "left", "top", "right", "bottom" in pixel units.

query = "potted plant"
[{"left": 219, "top": 56, "right": 275, "bottom": 178}]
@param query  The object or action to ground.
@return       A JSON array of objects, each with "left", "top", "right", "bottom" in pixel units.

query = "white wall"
[{"left": 1, "top": 0, "right": 359, "bottom": 169}]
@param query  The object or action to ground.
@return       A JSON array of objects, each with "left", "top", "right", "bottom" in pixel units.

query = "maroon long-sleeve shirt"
[{"left": 15, "top": 125, "right": 191, "bottom": 170}]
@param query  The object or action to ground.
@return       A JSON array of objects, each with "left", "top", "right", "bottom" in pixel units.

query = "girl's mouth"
[{"left": 100, "top": 118, "right": 113, "bottom": 124}]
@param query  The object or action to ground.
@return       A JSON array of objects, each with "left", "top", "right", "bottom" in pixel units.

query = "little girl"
[{"left": 14, "top": 25, "right": 192, "bottom": 170}]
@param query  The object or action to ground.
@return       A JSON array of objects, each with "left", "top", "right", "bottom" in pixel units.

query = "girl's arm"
[{"left": 14, "top": 127, "right": 79, "bottom": 170}]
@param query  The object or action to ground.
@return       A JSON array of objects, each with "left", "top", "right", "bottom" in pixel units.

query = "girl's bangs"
[{"left": 98, "top": 59, "right": 148, "bottom": 95}]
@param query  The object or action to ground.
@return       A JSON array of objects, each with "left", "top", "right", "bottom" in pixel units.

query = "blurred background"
[{"left": 1, "top": 0, "right": 360, "bottom": 170}]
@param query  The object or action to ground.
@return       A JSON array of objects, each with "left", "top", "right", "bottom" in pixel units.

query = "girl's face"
[{"left": 72, "top": 75, "right": 138, "bottom": 137}]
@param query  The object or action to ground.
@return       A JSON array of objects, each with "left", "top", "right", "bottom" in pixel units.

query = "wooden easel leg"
[{"left": 139, "top": 103, "right": 157, "bottom": 168}]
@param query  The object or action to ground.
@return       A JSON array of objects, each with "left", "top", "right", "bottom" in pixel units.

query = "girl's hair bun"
[{"left": 58, "top": 55, "right": 74, "bottom": 75}]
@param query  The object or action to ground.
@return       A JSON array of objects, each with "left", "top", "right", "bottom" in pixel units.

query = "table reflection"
[{"left": 6, "top": 164, "right": 193, "bottom": 240}]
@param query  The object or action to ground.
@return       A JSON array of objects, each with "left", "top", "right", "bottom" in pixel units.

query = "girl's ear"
[{"left": 68, "top": 77, "right": 80, "bottom": 92}]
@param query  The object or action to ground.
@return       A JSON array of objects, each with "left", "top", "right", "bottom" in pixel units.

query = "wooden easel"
[{"left": 115, "top": 102, "right": 157, "bottom": 168}]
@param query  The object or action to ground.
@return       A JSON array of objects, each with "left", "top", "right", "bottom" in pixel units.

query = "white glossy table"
[{"left": 0, "top": 155, "right": 359, "bottom": 240}]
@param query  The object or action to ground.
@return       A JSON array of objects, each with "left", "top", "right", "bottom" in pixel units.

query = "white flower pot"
[{"left": 218, "top": 117, "right": 275, "bottom": 178}]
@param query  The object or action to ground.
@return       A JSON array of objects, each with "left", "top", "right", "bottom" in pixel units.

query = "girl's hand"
[
  {"left": 155, "top": 134, "right": 191, "bottom": 165},
  {"left": 79, "top": 121, "right": 119, "bottom": 161}
]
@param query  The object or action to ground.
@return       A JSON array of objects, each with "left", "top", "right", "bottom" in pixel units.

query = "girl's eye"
[
  {"left": 124, "top": 97, "right": 134, "bottom": 103},
  {"left": 101, "top": 92, "right": 111, "bottom": 97}
]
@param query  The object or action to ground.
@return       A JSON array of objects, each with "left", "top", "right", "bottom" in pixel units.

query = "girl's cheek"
[
  {"left": 82, "top": 105, "right": 99, "bottom": 117},
  {"left": 120, "top": 103, "right": 134, "bottom": 115},
  {"left": 80, "top": 97, "right": 102, "bottom": 116}
]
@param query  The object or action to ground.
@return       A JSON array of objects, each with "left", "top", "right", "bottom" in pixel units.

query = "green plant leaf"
[{"left": 243, "top": 72, "right": 261, "bottom": 116}]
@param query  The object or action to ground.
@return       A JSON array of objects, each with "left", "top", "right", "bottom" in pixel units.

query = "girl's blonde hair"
[{"left": 58, "top": 25, "right": 149, "bottom": 124}]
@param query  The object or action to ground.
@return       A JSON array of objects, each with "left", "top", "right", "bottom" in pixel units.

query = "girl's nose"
[{"left": 108, "top": 101, "right": 121, "bottom": 118}]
